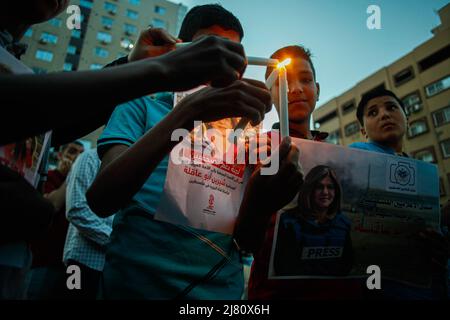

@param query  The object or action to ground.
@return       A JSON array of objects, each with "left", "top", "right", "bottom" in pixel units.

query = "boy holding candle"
[
  {"left": 0, "top": 0, "right": 253, "bottom": 299},
  {"left": 86, "top": 4, "right": 272, "bottom": 299},
  {"left": 234, "top": 45, "right": 364, "bottom": 299}
]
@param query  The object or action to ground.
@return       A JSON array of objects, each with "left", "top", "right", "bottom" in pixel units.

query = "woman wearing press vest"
[{"left": 273, "top": 165, "right": 353, "bottom": 277}]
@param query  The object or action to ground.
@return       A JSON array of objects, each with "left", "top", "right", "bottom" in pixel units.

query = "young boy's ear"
[{"left": 316, "top": 82, "right": 320, "bottom": 101}]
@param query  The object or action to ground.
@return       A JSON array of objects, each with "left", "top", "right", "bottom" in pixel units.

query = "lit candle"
[
  {"left": 175, "top": 42, "right": 190, "bottom": 48},
  {"left": 279, "top": 65, "right": 289, "bottom": 138},
  {"left": 229, "top": 59, "right": 291, "bottom": 143},
  {"left": 265, "top": 68, "right": 280, "bottom": 89},
  {"left": 176, "top": 43, "right": 279, "bottom": 67},
  {"left": 230, "top": 68, "right": 280, "bottom": 138},
  {"left": 247, "top": 56, "right": 279, "bottom": 67}
]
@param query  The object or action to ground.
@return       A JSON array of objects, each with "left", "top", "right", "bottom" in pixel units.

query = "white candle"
[
  {"left": 175, "top": 42, "right": 191, "bottom": 48},
  {"left": 229, "top": 68, "right": 280, "bottom": 140},
  {"left": 247, "top": 56, "right": 279, "bottom": 67},
  {"left": 279, "top": 66, "right": 289, "bottom": 138},
  {"left": 265, "top": 68, "right": 280, "bottom": 89}
]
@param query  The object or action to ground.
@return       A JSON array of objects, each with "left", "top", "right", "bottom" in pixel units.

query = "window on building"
[
  {"left": 80, "top": 0, "right": 93, "bottom": 9},
  {"left": 35, "top": 49, "right": 53, "bottom": 62},
  {"left": 151, "top": 18, "right": 166, "bottom": 29},
  {"left": 48, "top": 18, "right": 62, "bottom": 27},
  {"left": 40, "top": 32, "right": 58, "bottom": 44},
  {"left": 314, "top": 110, "right": 337, "bottom": 128},
  {"left": 408, "top": 118, "right": 428, "bottom": 138},
  {"left": 72, "top": 29, "right": 81, "bottom": 39},
  {"left": 326, "top": 130, "right": 340, "bottom": 145},
  {"left": 94, "top": 47, "right": 109, "bottom": 58},
  {"left": 412, "top": 147, "right": 436, "bottom": 163},
  {"left": 63, "top": 62, "right": 73, "bottom": 71},
  {"left": 401, "top": 91, "right": 423, "bottom": 116},
  {"left": 155, "top": 6, "right": 166, "bottom": 15},
  {"left": 432, "top": 105, "right": 450, "bottom": 127},
  {"left": 126, "top": 9, "right": 138, "bottom": 20},
  {"left": 344, "top": 121, "right": 359, "bottom": 137},
  {"left": 393, "top": 66, "right": 414, "bottom": 87},
  {"left": 67, "top": 45, "right": 77, "bottom": 55},
  {"left": 24, "top": 28, "right": 33, "bottom": 37},
  {"left": 425, "top": 75, "right": 450, "bottom": 97},
  {"left": 440, "top": 139, "right": 450, "bottom": 158},
  {"left": 418, "top": 44, "right": 450, "bottom": 72},
  {"left": 120, "top": 38, "right": 133, "bottom": 50},
  {"left": 102, "top": 16, "right": 113, "bottom": 29},
  {"left": 129, "top": 0, "right": 141, "bottom": 5},
  {"left": 341, "top": 100, "right": 355, "bottom": 115},
  {"left": 97, "top": 32, "right": 112, "bottom": 44},
  {"left": 90, "top": 64, "right": 103, "bottom": 70},
  {"left": 104, "top": 2, "right": 117, "bottom": 14},
  {"left": 124, "top": 23, "right": 137, "bottom": 35},
  {"left": 32, "top": 67, "right": 47, "bottom": 74}
]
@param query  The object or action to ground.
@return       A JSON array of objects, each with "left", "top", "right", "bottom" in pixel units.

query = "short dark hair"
[
  {"left": 265, "top": 45, "right": 316, "bottom": 80},
  {"left": 356, "top": 88, "right": 406, "bottom": 126},
  {"left": 60, "top": 140, "right": 84, "bottom": 152},
  {"left": 178, "top": 4, "right": 244, "bottom": 42}
]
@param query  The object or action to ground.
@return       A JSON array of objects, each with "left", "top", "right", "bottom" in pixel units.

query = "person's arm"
[
  {"left": 0, "top": 35, "right": 247, "bottom": 145},
  {"left": 234, "top": 137, "right": 304, "bottom": 253},
  {"left": 66, "top": 152, "right": 112, "bottom": 247},
  {"left": 0, "top": 165, "right": 54, "bottom": 244},
  {"left": 87, "top": 80, "right": 272, "bottom": 217}
]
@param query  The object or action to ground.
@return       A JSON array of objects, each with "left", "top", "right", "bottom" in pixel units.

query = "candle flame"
[{"left": 277, "top": 58, "right": 291, "bottom": 69}]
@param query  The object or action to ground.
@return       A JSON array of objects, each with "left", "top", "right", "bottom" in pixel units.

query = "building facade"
[
  {"left": 313, "top": 4, "right": 450, "bottom": 204},
  {"left": 20, "top": 0, "right": 187, "bottom": 147}
]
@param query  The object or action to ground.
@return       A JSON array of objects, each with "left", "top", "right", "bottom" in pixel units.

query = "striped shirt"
[{"left": 63, "top": 148, "right": 114, "bottom": 271}]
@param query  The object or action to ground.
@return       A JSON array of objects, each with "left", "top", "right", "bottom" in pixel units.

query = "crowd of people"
[{"left": 0, "top": 1, "right": 448, "bottom": 300}]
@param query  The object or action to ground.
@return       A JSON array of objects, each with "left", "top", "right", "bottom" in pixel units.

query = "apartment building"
[{"left": 313, "top": 4, "right": 450, "bottom": 203}]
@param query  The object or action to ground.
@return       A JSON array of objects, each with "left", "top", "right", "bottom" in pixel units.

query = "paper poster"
[
  {"left": 268, "top": 138, "right": 440, "bottom": 288},
  {"left": 154, "top": 87, "right": 260, "bottom": 234},
  {"left": 0, "top": 46, "right": 51, "bottom": 188}
]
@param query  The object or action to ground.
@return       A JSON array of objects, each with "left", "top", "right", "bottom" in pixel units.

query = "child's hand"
[
  {"left": 243, "top": 137, "right": 304, "bottom": 215},
  {"left": 157, "top": 35, "right": 247, "bottom": 91},
  {"left": 128, "top": 27, "right": 180, "bottom": 62},
  {"left": 176, "top": 79, "right": 272, "bottom": 128}
]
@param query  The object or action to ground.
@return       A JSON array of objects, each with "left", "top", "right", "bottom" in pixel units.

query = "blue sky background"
[{"left": 176, "top": 0, "right": 449, "bottom": 127}]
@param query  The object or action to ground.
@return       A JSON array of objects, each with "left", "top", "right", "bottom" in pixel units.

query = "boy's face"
[
  {"left": 192, "top": 25, "right": 241, "bottom": 43},
  {"left": 59, "top": 143, "right": 84, "bottom": 163},
  {"left": 361, "top": 96, "right": 407, "bottom": 144},
  {"left": 271, "top": 58, "right": 319, "bottom": 124}
]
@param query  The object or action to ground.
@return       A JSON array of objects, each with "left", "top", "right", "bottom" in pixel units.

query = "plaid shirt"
[{"left": 63, "top": 148, "right": 114, "bottom": 271}]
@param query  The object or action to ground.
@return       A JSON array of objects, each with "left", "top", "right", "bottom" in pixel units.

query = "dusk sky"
[{"left": 177, "top": 0, "right": 449, "bottom": 128}]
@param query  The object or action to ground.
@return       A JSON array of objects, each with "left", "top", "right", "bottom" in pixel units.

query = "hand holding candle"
[
  {"left": 230, "top": 67, "right": 281, "bottom": 138},
  {"left": 230, "top": 58, "right": 291, "bottom": 143}
]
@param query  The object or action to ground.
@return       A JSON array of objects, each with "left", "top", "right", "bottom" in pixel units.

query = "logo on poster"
[
  {"left": 390, "top": 161, "right": 415, "bottom": 186},
  {"left": 208, "top": 194, "right": 215, "bottom": 210},
  {"left": 202, "top": 194, "right": 216, "bottom": 215}
]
